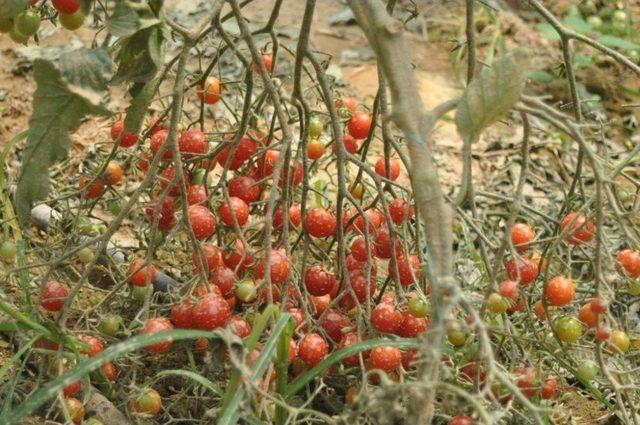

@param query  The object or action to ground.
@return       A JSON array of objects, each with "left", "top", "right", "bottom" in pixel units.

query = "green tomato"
[
  {"left": 0, "top": 19, "right": 14, "bottom": 33},
  {"left": 14, "top": 9, "right": 40, "bottom": 37},
  {"left": 598, "top": 6, "right": 614, "bottom": 20},
  {"left": 308, "top": 116, "right": 324, "bottom": 139},
  {"left": 565, "top": 5, "right": 581, "bottom": 17},
  {"left": 555, "top": 316, "right": 583, "bottom": 343},
  {"left": 586, "top": 15, "right": 603, "bottom": 30},
  {"left": 9, "top": 25, "right": 29, "bottom": 44},
  {"left": 575, "top": 360, "right": 598, "bottom": 382},
  {"left": 407, "top": 296, "right": 429, "bottom": 318},
  {"left": 628, "top": 280, "right": 640, "bottom": 296},
  {"left": 629, "top": 50, "right": 640, "bottom": 62},
  {"left": 235, "top": 280, "right": 257, "bottom": 303},
  {"left": 132, "top": 285, "right": 152, "bottom": 302},
  {"left": 192, "top": 168, "right": 206, "bottom": 185},
  {"left": 107, "top": 198, "right": 123, "bottom": 215},
  {"left": 76, "top": 247, "right": 95, "bottom": 263},
  {"left": 612, "top": 20, "right": 627, "bottom": 36},
  {"left": 98, "top": 314, "right": 122, "bottom": 335},
  {"left": 579, "top": 0, "right": 597, "bottom": 15},
  {"left": 617, "top": 188, "right": 630, "bottom": 204},
  {"left": 0, "top": 240, "right": 18, "bottom": 263},
  {"left": 447, "top": 329, "right": 467, "bottom": 347},
  {"left": 2, "top": 0, "right": 27, "bottom": 20},
  {"left": 83, "top": 418, "right": 104, "bottom": 425},
  {"left": 612, "top": 10, "right": 627, "bottom": 23},
  {"left": 59, "top": 10, "right": 85, "bottom": 31}
]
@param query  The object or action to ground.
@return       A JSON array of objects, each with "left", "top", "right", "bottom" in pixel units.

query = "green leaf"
[
  {"left": 156, "top": 369, "right": 222, "bottom": 396},
  {"left": 528, "top": 69, "right": 554, "bottom": 83},
  {"left": 15, "top": 48, "right": 113, "bottom": 224},
  {"left": 0, "top": 0, "right": 27, "bottom": 20},
  {"left": 564, "top": 15, "right": 590, "bottom": 34},
  {"left": 596, "top": 35, "right": 640, "bottom": 50},
  {"left": 535, "top": 23, "right": 560, "bottom": 41},
  {"left": 455, "top": 48, "right": 530, "bottom": 140},
  {"left": 218, "top": 311, "right": 291, "bottom": 425},
  {"left": 124, "top": 76, "right": 160, "bottom": 134},
  {"left": 112, "top": 25, "right": 164, "bottom": 84},
  {"left": 6, "top": 329, "right": 217, "bottom": 425},
  {"left": 106, "top": 1, "right": 160, "bottom": 37}
]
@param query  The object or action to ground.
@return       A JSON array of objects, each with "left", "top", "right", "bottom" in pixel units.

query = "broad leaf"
[
  {"left": 455, "top": 48, "right": 530, "bottom": 140},
  {"left": 124, "top": 76, "right": 160, "bottom": 134},
  {"left": 564, "top": 15, "right": 590, "bottom": 34},
  {"left": 15, "top": 48, "right": 113, "bottom": 224},
  {"left": 596, "top": 35, "right": 640, "bottom": 51},
  {"left": 112, "top": 25, "right": 165, "bottom": 84},
  {"left": 106, "top": 1, "right": 160, "bottom": 37},
  {"left": 0, "top": 0, "right": 26, "bottom": 20},
  {"left": 535, "top": 23, "right": 560, "bottom": 41}
]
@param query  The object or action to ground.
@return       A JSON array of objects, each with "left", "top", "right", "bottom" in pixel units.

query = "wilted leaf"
[
  {"left": 0, "top": 0, "right": 27, "bottom": 20},
  {"left": 455, "top": 48, "right": 530, "bottom": 140},
  {"left": 15, "top": 48, "right": 113, "bottom": 224},
  {"left": 124, "top": 76, "right": 160, "bottom": 134},
  {"left": 106, "top": 1, "right": 160, "bottom": 37},
  {"left": 112, "top": 25, "right": 164, "bottom": 84}
]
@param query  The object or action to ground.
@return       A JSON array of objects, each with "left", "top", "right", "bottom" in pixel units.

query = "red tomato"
[
  {"left": 191, "top": 293, "right": 231, "bottom": 330},
  {"left": 298, "top": 333, "right": 328, "bottom": 366},
  {"left": 448, "top": 415, "right": 475, "bottom": 425},
  {"left": 498, "top": 280, "right": 519, "bottom": 300},
  {"left": 560, "top": 212, "right": 595, "bottom": 245},
  {"left": 307, "top": 139, "right": 325, "bottom": 160},
  {"left": 79, "top": 177, "right": 106, "bottom": 199},
  {"left": 128, "top": 258, "right": 157, "bottom": 287},
  {"left": 511, "top": 223, "right": 535, "bottom": 251},
  {"left": 389, "top": 198, "right": 414, "bottom": 224},
  {"left": 338, "top": 332, "right": 363, "bottom": 367},
  {"left": 369, "top": 346, "right": 401, "bottom": 372},
  {"left": 228, "top": 315, "right": 252, "bottom": 338},
  {"left": 371, "top": 303, "right": 402, "bottom": 333},
  {"left": 516, "top": 367, "right": 538, "bottom": 398},
  {"left": 188, "top": 205, "right": 217, "bottom": 240},
  {"left": 228, "top": 175, "right": 262, "bottom": 204},
  {"left": 541, "top": 376, "right": 557, "bottom": 399},
  {"left": 304, "top": 207, "right": 337, "bottom": 238},
  {"left": 110, "top": 119, "right": 139, "bottom": 147},
  {"left": 578, "top": 303, "right": 597, "bottom": 328},
  {"left": 219, "top": 197, "right": 250, "bottom": 227},
  {"left": 617, "top": 249, "right": 640, "bottom": 278},
  {"left": 396, "top": 312, "right": 429, "bottom": 337},
  {"left": 178, "top": 129, "right": 207, "bottom": 158},
  {"left": 332, "top": 134, "right": 359, "bottom": 155},
  {"left": 254, "top": 249, "right": 291, "bottom": 284},
  {"left": 170, "top": 299, "right": 194, "bottom": 328},
  {"left": 545, "top": 276, "right": 575, "bottom": 306},
  {"left": 389, "top": 254, "right": 421, "bottom": 286},
  {"left": 217, "top": 135, "right": 259, "bottom": 170},
  {"left": 347, "top": 111, "right": 372, "bottom": 139},
  {"left": 41, "top": 280, "right": 69, "bottom": 312},
  {"left": 79, "top": 335, "right": 104, "bottom": 357},
  {"left": 304, "top": 264, "right": 334, "bottom": 297},
  {"left": 320, "top": 309, "right": 353, "bottom": 342},
  {"left": 374, "top": 157, "right": 401, "bottom": 181},
  {"left": 144, "top": 318, "right": 174, "bottom": 353},
  {"left": 590, "top": 297, "right": 608, "bottom": 314},
  {"left": 505, "top": 255, "right": 538, "bottom": 286},
  {"left": 223, "top": 240, "right": 254, "bottom": 271},
  {"left": 351, "top": 236, "right": 374, "bottom": 262},
  {"left": 252, "top": 52, "right": 274, "bottom": 74},
  {"left": 374, "top": 227, "right": 402, "bottom": 259},
  {"left": 146, "top": 196, "right": 175, "bottom": 228}
]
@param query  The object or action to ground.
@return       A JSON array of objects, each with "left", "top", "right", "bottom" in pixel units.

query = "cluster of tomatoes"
[{"left": 1, "top": 0, "right": 86, "bottom": 44}]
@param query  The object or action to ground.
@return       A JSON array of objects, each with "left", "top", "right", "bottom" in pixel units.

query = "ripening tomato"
[
  {"left": 374, "top": 157, "right": 401, "bottom": 181},
  {"left": 561, "top": 212, "right": 595, "bottom": 245},
  {"left": 407, "top": 296, "right": 429, "bottom": 317},
  {"left": 589, "top": 297, "right": 608, "bottom": 314},
  {"left": 595, "top": 325, "right": 610, "bottom": 341},
  {"left": 498, "top": 280, "right": 519, "bottom": 300},
  {"left": 545, "top": 276, "right": 575, "bottom": 306},
  {"left": 229, "top": 315, "right": 252, "bottom": 338},
  {"left": 144, "top": 318, "right": 174, "bottom": 353},
  {"left": 63, "top": 397, "right": 85, "bottom": 424},
  {"left": 369, "top": 346, "right": 401, "bottom": 372},
  {"left": 555, "top": 316, "right": 583, "bottom": 343},
  {"left": 347, "top": 111, "right": 372, "bottom": 139},
  {"left": 307, "top": 139, "right": 325, "bottom": 160},
  {"left": 79, "top": 335, "right": 104, "bottom": 357},
  {"left": 110, "top": 119, "right": 139, "bottom": 147},
  {"left": 617, "top": 249, "right": 640, "bottom": 278},
  {"left": 101, "top": 361, "right": 117, "bottom": 382},
  {"left": 516, "top": 367, "right": 538, "bottom": 398},
  {"left": 41, "top": 281, "right": 69, "bottom": 312},
  {"left": 448, "top": 416, "right": 474, "bottom": 425},
  {"left": 511, "top": 223, "right": 535, "bottom": 251},
  {"left": 578, "top": 303, "right": 598, "bottom": 328},
  {"left": 487, "top": 293, "right": 509, "bottom": 314},
  {"left": 610, "top": 330, "right": 630, "bottom": 353},
  {"left": 196, "top": 76, "right": 222, "bottom": 104},
  {"left": 104, "top": 161, "right": 123, "bottom": 186},
  {"left": 533, "top": 300, "right": 554, "bottom": 321},
  {"left": 505, "top": 255, "right": 539, "bottom": 285},
  {"left": 131, "top": 388, "right": 162, "bottom": 416}
]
